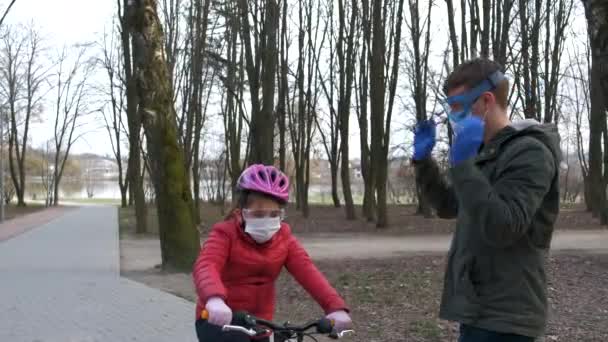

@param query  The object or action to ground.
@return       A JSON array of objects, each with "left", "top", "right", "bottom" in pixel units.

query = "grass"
[{"left": 62, "top": 198, "right": 122, "bottom": 205}]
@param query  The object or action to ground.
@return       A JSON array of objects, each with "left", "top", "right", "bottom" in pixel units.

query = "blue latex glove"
[
  {"left": 450, "top": 116, "right": 485, "bottom": 166},
  {"left": 413, "top": 120, "right": 436, "bottom": 160}
]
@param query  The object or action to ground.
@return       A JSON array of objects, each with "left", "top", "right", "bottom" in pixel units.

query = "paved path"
[
  {"left": 300, "top": 229, "right": 608, "bottom": 259},
  {"left": 0, "top": 207, "right": 196, "bottom": 342},
  {"left": 121, "top": 229, "right": 608, "bottom": 273},
  {"left": 0, "top": 206, "right": 71, "bottom": 242}
]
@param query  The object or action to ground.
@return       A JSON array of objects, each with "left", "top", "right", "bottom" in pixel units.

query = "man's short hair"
[{"left": 444, "top": 58, "right": 509, "bottom": 109}]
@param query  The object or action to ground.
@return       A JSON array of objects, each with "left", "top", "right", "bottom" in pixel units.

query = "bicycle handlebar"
[{"left": 201, "top": 310, "right": 354, "bottom": 339}]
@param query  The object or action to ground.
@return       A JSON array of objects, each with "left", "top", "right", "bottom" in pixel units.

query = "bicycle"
[{"left": 201, "top": 310, "right": 355, "bottom": 342}]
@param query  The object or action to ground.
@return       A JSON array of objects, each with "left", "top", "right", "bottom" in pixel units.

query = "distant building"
[{"left": 81, "top": 155, "right": 120, "bottom": 179}]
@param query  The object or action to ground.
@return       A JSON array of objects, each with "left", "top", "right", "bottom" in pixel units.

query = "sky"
[
  {"left": 2, "top": 0, "right": 590, "bottom": 160},
  {"left": 4, "top": 0, "right": 115, "bottom": 156}
]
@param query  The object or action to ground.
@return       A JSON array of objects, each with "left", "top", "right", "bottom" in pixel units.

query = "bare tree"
[
  {"left": 582, "top": 0, "right": 608, "bottom": 223},
  {"left": 0, "top": 0, "right": 17, "bottom": 28},
  {"left": 357, "top": 0, "right": 373, "bottom": 220},
  {"left": 237, "top": 0, "right": 279, "bottom": 164},
  {"left": 52, "top": 46, "right": 92, "bottom": 206},
  {"left": 277, "top": 0, "right": 289, "bottom": 172},
  {"left": 336, "top": 0, "right": 359, "bottom": 220},
  {"left": 542, "top": 0, "right": 574, "bottom": 124},
  {"left": 406, "top": 0, "right": 433, "bottom": 217},
  {"left": 130, "top": 0, "right": 200, "bottom": 270},
  {"left": 179, "top": 0, "right": 212, "bottom": 221},
  {"left": 118, "top": 0, "right": 147, "bottom": 233},
  {"left": 444, "top": 0, "right": 515, "bottom": 67},
  {"left": 289, "top": 0, "right": 325, "bottom": 217},
  {"left": 492, "top": 0, "right": 515, "bottom": 66},
  {"left": 369, "top": 0, "right": 406, "bottom": 227},
  {"left": 159, "top": 0, "right": 183, "bottom": 86},
  {"left": 217, "top": 1, "right": 248, "bottom": 200},
  {"left": 98, "top": 27, "right": 129, "bottom": 208},
  {"left": 567, "top": 43, "right": 591, "bottom": 209},
  {"left": 0, "top": 24, "right": 48, "bottom": 206},
  {"left": 39, "top": 140, "right": 54, "bottom": 206},
  {"left": 315, "top": 0, "right": 341, "bottom": 208}
]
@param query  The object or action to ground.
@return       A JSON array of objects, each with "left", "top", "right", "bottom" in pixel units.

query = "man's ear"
[{"left": 481, "top": 91, "right": 496, "bottom": 112}]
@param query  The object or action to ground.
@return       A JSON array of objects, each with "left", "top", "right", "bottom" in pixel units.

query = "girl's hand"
[
  {"left": 326, "top": 310, "right": 353, "bottom": 332},
  {"left": 205, "top": 297, "right": 232, "bottom": 326}
]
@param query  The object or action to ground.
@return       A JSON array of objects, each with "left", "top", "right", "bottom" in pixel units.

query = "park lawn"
[{"left": 62, "top": 198, "right": 122, "bottom": 205}]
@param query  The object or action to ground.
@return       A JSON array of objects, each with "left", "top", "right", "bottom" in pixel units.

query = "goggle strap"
[{"left": 446, "top": 70, "right": 507, "bottom": 106}]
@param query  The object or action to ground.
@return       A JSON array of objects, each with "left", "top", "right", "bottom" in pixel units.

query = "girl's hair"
[{"left": 224, "top": 190, "right": 286, "bottom": 220}]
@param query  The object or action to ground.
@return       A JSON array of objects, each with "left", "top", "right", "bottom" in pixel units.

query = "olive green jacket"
[{"left": 415, "top": 119, "right": 561, "bottom": 337}]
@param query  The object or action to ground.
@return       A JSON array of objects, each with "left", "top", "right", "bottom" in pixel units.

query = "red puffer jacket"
[{"left": 193, "top": 211, "right": 347, "bottom": 321}]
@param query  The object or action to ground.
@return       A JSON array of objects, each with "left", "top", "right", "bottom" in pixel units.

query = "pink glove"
[
  {"left": 326, "top": 310, "right": 352, "bottom": 332},
  {"left": 205, "top": 297, "right": 232, "bottom": 327}
]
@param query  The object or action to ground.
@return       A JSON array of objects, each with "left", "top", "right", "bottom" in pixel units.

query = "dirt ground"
[
  {"left": 120, "top": 203, "right": 608, "bottom": 341},
  {"left": 4, "top": 203, "right": 47, "bottom": 220},
  {"left": 120, "top": 230, "right": 608, "bottom": 267},
  {"left": 120, "top": 202, "right": 607, "bottom": 237},
  {"left": 124, "top": 253, "right": 608, "bottom": 342}
]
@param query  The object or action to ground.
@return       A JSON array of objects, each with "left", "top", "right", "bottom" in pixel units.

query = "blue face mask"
[{"left": 446, "top": 70, "right": 508, "bottom": 124}]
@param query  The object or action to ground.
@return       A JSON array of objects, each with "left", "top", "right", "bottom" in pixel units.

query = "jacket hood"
[{"left": 508, "top": 119, "right": 563, "bottom": 165}]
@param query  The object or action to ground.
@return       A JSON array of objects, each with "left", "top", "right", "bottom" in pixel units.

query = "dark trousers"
[
  {"left": 459, "top": 325, "right": 535, "bottom": 342},
  {"left": 195, "top": 320, "right": 271, "bottom": 342}
]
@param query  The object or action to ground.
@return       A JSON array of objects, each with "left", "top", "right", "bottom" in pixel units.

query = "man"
[{"left": 412, "top": 58, "right": 561, "bottom": 342}]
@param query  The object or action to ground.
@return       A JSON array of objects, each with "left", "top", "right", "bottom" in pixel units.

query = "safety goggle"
[
  {"left": 444, "top": 70, "right": 507, "bottom": 122},
  {"left": 242, "top": 208, "right": 286, "bottom": 220}
]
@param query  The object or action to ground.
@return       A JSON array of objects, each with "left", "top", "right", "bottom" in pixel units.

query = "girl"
[{"left": 193, "top": 164, "right": 352, "bottom": 342}]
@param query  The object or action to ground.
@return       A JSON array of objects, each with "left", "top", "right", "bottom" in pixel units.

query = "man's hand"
[
  {"left": 450, "top": 116, "right": 485, "bottom": 166},
  {"left": 413, "top": 120, "right": 436, "bottom": 161}
]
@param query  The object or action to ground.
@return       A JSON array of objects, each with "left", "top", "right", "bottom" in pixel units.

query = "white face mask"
[{"left": 244, "top": 217, "right": 281, "bottom": 244}]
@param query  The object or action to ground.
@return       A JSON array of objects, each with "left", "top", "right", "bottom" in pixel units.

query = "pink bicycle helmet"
[{"left": 237, "top": 164, "right": 290, "bottom": 203}]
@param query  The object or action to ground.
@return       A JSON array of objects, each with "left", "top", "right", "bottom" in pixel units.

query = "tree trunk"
[
  {"left": 415, "top": 180, "right": 433, "bottom": 217},
  {"left": 359, "top": 0, "right": 374, "bottom": 221},
  {"left": 120, "top": 183, "right": 129, "bottom": 208},
  {"left": 583, "top": 0, "right": 608, "bottom": 222},
  {"left": 370, "top": 0, "right": 405, "bottom": 228},
  {"left": 239, "top": 0, "right": 278, "bottom": 165},
  {"left": 337, "top": 0, "right": 357, "bottom": 220},
  {"left": 188, "top": 0, "right": 211, "bottom": 223},
  {"left": 53, "top": 165, "right": 60, "bottom": 206},
  {"left": 330, "top": 161, "right": 341, "bottom": 208},
  {"left": 409, "top": 0, "right": 434, "bottom": 216},
  {"left": 446, "top": 0, "right": 459, "bottom": 67},
  {"left": 584, "top": 176, "right": 592, "bottom": 211},
  {"left": 370, "top": 0, "right": 385, "bottom": 226},
  {"left": 481, "top": 0, "right": 491, "bottom": 57},
  {"left": 130, "top": 0, "right": 200, "bottom": 270},
  {"left": 121, "top": 0, "right": 147, "bottom": 234},
  {"left": 519, "top": 0, "right": 534, "bottom": 119},
  {"left": 277, "top": 0, "right": 288, "bottom": 172}
]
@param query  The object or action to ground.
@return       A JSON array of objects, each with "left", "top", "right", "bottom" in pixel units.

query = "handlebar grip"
[
  {"left": 232, "top": 311, "right": 257, "bottom": 327},
  {"left": 200, "top": 310, "right": 254, "bottom": 325},
  {"left": 316, "top": 318, "right": 334, "bottom": 334}
]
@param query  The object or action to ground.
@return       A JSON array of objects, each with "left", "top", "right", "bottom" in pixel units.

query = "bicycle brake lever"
[
  {"left": 338, "top": 330, "right": 355, "bottom": 337},
  {"left": 221, "top": 325, "right": 258, "bottom": 336},
  {"left": 329, "top": 330, "right": 355, "bottom": 339}
]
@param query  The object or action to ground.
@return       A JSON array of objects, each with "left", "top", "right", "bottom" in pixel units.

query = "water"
[{"left": 26, "top": 179, "right": 124, "bottom": 200}]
